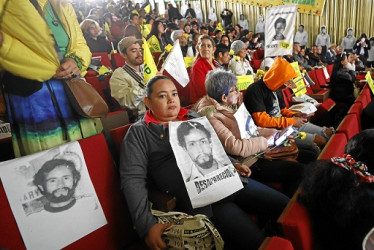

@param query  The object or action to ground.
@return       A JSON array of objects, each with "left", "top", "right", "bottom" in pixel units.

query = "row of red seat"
[{"left": 279, "top": 84, "right": 372, "bottom": 250}]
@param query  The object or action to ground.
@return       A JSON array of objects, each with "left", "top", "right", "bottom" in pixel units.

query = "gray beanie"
[{"left": 230, "top": 40, "right": 246, "bottom": 55}]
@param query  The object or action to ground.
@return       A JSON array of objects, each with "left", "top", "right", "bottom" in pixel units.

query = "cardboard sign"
[
  {"left": 290, "top": 62, "right": 307, "bottom": 97},
  {"left": 237, "top": 75, "right": 254, "bottom": 91}
]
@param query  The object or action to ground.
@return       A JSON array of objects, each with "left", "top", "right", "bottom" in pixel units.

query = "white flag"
[
  {"left": 265, "top": 4, "right": 297, "bottom": 58},
  {"left": 164, "top": 40, "right": 190, "bottom": 87}
]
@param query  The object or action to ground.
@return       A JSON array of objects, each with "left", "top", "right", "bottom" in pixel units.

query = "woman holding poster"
[{"left": 120, "top": 75, "right": 289, "bottom": 250}]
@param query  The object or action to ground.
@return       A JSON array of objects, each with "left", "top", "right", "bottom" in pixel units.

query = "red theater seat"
[
  {"left": 259, "top": 237, "right": 294, "bottom": 250},
  {"left": 111, "top": 53, "right": 126, "bottom": 68},
  {"left": 347, "top": 102, "right": 363, "bottom": 127},
  {"left": 91, "top": 52, "right": 114, "bottom": 70},
  {"left": 278, "top": 189, "right": 313, "bottom": 250},
  {"left": 314, "top": 68, "right": 328, "bottom": 87},
  {"left": 252, "top": 49, "right": 264, "bottom": 60},
  {"left": 336, "top": 114, "right": 360, "bottom": 139},
  {"left": 318, "top": 132, "right": 348, "bottom": 160},
  {"left": 0, "top": 134, "right": 144, "bottom": 249},
  {"left": 355, "top": 93, "right": 369, "bottom": 108},
  {"left": 252, "top": 59, "right": 263, "bottom": 71},
  {"left": 110, "top": 124, "right": 133, "bottom": 154},
  {"left": 326, "top": 64, "right": 333, "bottom": 76}
]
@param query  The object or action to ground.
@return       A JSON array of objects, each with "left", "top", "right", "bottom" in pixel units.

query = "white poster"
[
  {"left": 0, "top": 141, "right": 107, "bottom": 250},
  {"left": 163, "top": 40, "right": 190, "bottom": 87},
  {"left": 233, "top": 103, "right": 260, "bottom": 139},
  {"left": 169, "top": 117, "right": 243, "bottom": 208},
  {"left": 265, "top": 4, "right": 297, "bottom": 58}
]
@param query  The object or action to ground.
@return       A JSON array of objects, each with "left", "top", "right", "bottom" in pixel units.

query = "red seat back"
[
  {"left": 252, "top": 59, "right": 263, "bottom": 71},
  {"left": 278, "top": 189, "right": 313, "bottom": 250},
  {"left": 0, "top": 134, "right": 140, "bottom": 249},
  {"left": 355, "top": 93, "right": 369, "bottom": 108},
  {"left": 111, "top": 53, "right": 126, "bottom": 68},
  {"left": 326, "top": 64, "right": 333, "bottom": 76},
  {"left": 307, "top": 70, "right": 321, "bottom": 91},
  {"left": 314, "top": 68, "right": 328, "bottom": 87},
  {"left": 252, "top": 49, "right": 264, "bottom": 60},
  {"left": 336, "top": 114, "right": 360, "bottom": 139},
  {"left": 85, "top": 75, "right": 121, "bottom": 112},
  {"left": 259, "top": 237, "right": 294, "bottom": 250},
  {"left": 110, "top": 124, "right": 133, "bottom": 154},
  {"left": 318, "top": 132, "right": 348, "bottom": 160},
  {"left": 92, "top": 52, "right": 114, "bottom": 70}
]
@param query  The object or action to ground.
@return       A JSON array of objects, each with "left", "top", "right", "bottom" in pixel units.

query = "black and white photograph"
[
  {"left": 0, "top": 141, "right": 107, "bottom": 250},
  {"left": 265, "top": 4, "right": 297, "bottom": 57},
  {"left": 169, "top": 117, "right": 243, "bottom": 208},
  {"left": 234, "top": 103, "right": 260, "bottom": 139}
]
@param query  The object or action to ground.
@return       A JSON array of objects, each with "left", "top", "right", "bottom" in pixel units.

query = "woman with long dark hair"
[
  {"left": 146, "top": 20, "right": 167, "bottom": 53},
  {"left": 329, "top": 52, "right": 356, "bottom": 106}
]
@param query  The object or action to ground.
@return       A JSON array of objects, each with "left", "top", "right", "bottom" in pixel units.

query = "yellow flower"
[
  {"left": 302, "top": 69, "right": 307, "bottom": 73},
  {"left": 183, "top": 33, "right": 189, "bottom": 39},
  {"left": 256, "top": 69, "right": 265, "bottom": 79},
  {"left": 234, "top": 56, "right": 241, "bottom": 61},
  {"left": 165, "top": 44, "right": 173, "bottom": 53},
  {"left": 229, "top": 49, "right": 235, "bottom": 56},
  {"left": 297, "top": 132, "right": 307, "bottom": 140}
]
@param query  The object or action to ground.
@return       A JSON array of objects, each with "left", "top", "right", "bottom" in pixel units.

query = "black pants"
[{"left": 250, "top": 158, "right": 304, "bottom": 197}]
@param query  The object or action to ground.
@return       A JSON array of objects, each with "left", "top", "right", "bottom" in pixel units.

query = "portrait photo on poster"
[
  {"left": 265, "top": 4, "right": 297, "bottom": 58},
  {"left": 169, "top": 117, "right": 243, "bottom": 208},
  {"left": 0, "top": 141, "right": 107, "bottom": 250}
]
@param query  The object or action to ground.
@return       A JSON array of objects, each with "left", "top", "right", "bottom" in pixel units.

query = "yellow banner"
[
  {"left": 290, "top": 62, "right": 307, "bottom": 97},
  {"left": 225, "top": 0, "right": 325, "bottom": 16},
  {"left": 142, "top": 38, "right": 158, "bottom": 83},
  {"left": 184, "top": 57, "right": 194, "bottom": 68},
  {"left": 237, "top": 75, "right": 254, "bottom": 91},
  {"left": 366, "top": 71, "right": 374, "bottom": 95}
]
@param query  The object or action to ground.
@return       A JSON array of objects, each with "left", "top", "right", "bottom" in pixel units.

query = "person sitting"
[
  {"left": 189, "top": 35, "right": 217, "bottom": 103},
  {"left": 146, "top": 20, "right": 167, "bottom": 53},
  {"left": 194, "top": 69, "right": 305, "bottom": 196},
  {"left": 214, "top": 43, "right": 231, "bottom": 70},
  {"left": 317, "top": 46, "right": 328, "bottom": 65},
  {"left": 292, "top": 42, "right": 312, "bottom": 71},
  {"left": 123, "top": 13, "right": 142, "bottom": 40},
  {"left": 170, "top": 30, "right": 189, "bottom": 57},
  {"left": 308, "top": 45, "right": 323, "bottom": 67},
  {"left": 229, "top": 40, "right": 255, "bottom": 76},
  {"left": 300, "top": 129, "right": 374, "bottom": 249},
  {"left": 120, "top": 75, "right": 290, "bottom": 249},
  {"left": 109, "top": 37, "right": 146, "bottom": 119},
  {"left": 244, "top": 57, "right": 334, "bottom": 160},
  {"left": 80, "top": 19, "right": 112, "bottom": 54}
]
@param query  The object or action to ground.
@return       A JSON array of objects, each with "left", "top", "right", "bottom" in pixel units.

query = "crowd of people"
[{"left": 1, "top": 0, "right": 374, "bottom": 249}]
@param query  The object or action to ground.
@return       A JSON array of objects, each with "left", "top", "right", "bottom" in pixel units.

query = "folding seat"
[
  {"left": 0, "top": 133, "right": 146, "bottom": 249},
  {"left": 336, "top": 114, "right": 361, "bottom": 139},
  {"left": 91, "top": 52, "right": 114, "bottom": 70},
  {"left": 277, "top": 189, "right": 313, "bottom": 250},
  {"left": 252, "top": 49, "right": 264, "bottom": 60},
  {"left": 314, "top": 68, "right": 329, "bottom": 87},
  {"left": 84, "top": 75, "right": 121, "bottom": 112},
  {"left": 111, "top": 53, "right": 126, "bottom": 68},
  {"left": 318, "top": 132, "right": 348, "bottom": 160},
  {"left": 347, "top": 102, "right": 363, "bottom": 127},
  {"left": 252, "top": 59, "right": 263, "bottom": 72},
  {"left": 259, "top": 237, "right": 294, "bottom": 250},
  {"left": 355, "top": 93, "right": 369, "bottom": 108},
  {"left": 110, "top": 123, "right": 133, "bottom": 154},
  {"left": 326, "top": 64, "right": 333, "bottom": 77}
]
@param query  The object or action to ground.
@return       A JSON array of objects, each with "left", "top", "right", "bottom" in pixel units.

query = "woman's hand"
[
  {"left": 145, "top": 223, "right": 172, "bottom": 250},
  {"left": 53, "top": 58, "right": 80, "bottom": 79},
  {"left": 234, "top": 163, "right": 251, "bottom": 177}
]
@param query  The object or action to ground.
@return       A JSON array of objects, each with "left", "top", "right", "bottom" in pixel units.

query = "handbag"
[
  {"left": 29, "top": 0, "right": 108, "bottom": 118},
  {"left": 151, "top": 209, "right": 224, "bottom": 250},
  {"left": 263, "top": 140, "right": 299, "bottom": 161},
  {"left": 64, "top": 78, "right": 108, "bottom": 118}
]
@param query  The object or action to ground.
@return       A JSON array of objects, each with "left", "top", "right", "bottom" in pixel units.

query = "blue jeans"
[{"left": 211, "top": 178, "right": 289, "bottom": 249}]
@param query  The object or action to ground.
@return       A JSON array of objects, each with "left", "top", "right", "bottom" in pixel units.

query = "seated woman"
[
  {"left": 189, "top": 35, "right": 217, "bottom": 103},
  {"left": 80, "top": 19, "right": 111, "bottom": 54},
  {"left": 229, "top": 40, "right": 255, "bottom": 76},
  {"left": 329, "top": 52, "right": 356, "bottom": 107},
  {"left": 300, "top": 130, "right": 374, "bottom": 249},
  {"left": 194, "top": 69, "right": 304, "bottom": 197},
  {"left": 120, "top": 75, "right": 290, "bottom": 250},
  {"left": 244, "top": 57, "right": 334, "bottom": 160},
  {"left": 146, "top": 20, "right": 167, "bottom": 53}
]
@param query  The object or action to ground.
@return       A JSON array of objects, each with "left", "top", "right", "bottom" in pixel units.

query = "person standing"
[
  {"left": 238, "top": 14, "right": 249, "bottom": 30},
  {"left": 255, "top": 15, "right": 265, "bottom": 36},
  {"left": 341, "top": 28, "right": 356, "bottom": 53},
  {"left": 316, "top": 26, "right": 330, "bottom": 55},
  {"left": 294, "top": 24, "right": 308, "bottom": 49},
  {"left": 0, "top": 0, "right": 99, "bottom": 157},
  {"left": 354, "top": 33, "right": 371, "bottom": 66},
  {"left": 220, "top": 8, "right": 233, "bottom": 28},
  {"left": 184, "top": 3, "right": 196, "bottom": 18}
]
